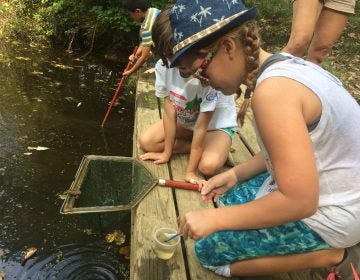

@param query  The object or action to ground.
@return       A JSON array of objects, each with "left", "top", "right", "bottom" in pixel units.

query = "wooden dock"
[{"left": 130, "top": 66, "right": 324, "bottom": 280}]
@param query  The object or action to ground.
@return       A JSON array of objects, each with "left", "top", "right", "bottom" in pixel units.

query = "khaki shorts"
[
  {"left": 291, "top": 0, "right": 356, "bottom": 14},
  {"left": 324, "top": 0, "right": 356, "bottom": 14}
]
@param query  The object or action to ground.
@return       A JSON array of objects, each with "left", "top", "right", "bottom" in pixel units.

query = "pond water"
[{"left": 0, "top": 41, "right": 135, "bottom": 279}]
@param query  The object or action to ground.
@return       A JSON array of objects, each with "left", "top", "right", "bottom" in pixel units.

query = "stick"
[
  {"left": 158, "top": 179, "right": 199, "bottom": 192},
  {"left": 101, "top": 46, "right": 138, "bottom": 127}
]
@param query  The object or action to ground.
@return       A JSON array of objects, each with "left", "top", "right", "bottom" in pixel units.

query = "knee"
[
  {"left": 198, "top": 161, "right": 218, "bottom": 177},
  {"left": 285, "top": 35, "right": 312, "bottom": 57},
  {"left": 307, "top": 45, "right": 331, "bottom": 64},
  {"left": 139, "top": 132, "right": 151, "bottom": 152}
]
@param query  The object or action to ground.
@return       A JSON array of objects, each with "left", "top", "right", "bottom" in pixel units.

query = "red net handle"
[{"left": 158, "top": 179, "right": 200, "bottom": 192}]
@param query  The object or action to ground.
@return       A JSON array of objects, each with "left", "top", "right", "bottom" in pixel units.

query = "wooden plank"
[
  {"left": 131, "top": 71, "right": 187, "bottom": 280},
  {"left": 169, "top": 154, "right": 225, "bottom": 280},
  {"left": 131, "top": 71, "right": 317, "bottom": 280}
]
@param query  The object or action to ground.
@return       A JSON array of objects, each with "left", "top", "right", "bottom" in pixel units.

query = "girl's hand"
[
  {"left": 185, "top": 172, "right": 205, "bottom": 191},
  {"left": 139, "top": 152, "right": 170, "bottom": 164},
  {"left": 179, "top": 208, "right": 217, "bottom": 240},
  {"left": 201, "top": 169, "right": 238, "bottom": 202}
]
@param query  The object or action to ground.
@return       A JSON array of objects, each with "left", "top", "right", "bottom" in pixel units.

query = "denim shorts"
[{"left": 195, "top": 172, "right": 332, "bottom": 266}]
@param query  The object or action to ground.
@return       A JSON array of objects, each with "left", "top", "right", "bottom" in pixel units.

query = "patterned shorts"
[{"left": 195, "top": 172, "right": 332, "bottom": 266}]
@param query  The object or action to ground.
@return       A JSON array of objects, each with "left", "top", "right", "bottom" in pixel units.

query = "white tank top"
[{"left": 255, "top": 54, "right": 360, "bottom": 248}]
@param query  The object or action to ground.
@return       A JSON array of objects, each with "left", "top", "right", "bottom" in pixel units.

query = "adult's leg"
[
  {"left": 139, "top": 120, "right": 192, "bottom": 153},
  {"left": 282, "top": 0, "right": 323, "bottom": 57},
  {"left": 307, "top": 8, "right": 350, "bottom": 64},
  {"left": 230, "top": 248, "right": 344, "bottom": 276},
  {"left": 198, "top": 130, "right": 232, "bottom": 176}
]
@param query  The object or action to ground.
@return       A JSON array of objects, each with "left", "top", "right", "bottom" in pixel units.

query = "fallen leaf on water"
[
  {"left": 15, "top": 56, "right": 31, "bottom": 61},
  {"left": 53, "top": 63, "right": 74, "bottom": 70},
  {"left": 57, "top": 192, "right": 67, "bottom": 200},
  {"left": 27, "top": 146, "right": 49, "bottom": 151},
  {"left": 31, "top": 70, "right": 44, "bottom": 75},
  {"left": 21, "top": 247, "right": 37, "bottom": 264},
  {"left": 65, "top": 96, "right": 78, "bottom": 103}
]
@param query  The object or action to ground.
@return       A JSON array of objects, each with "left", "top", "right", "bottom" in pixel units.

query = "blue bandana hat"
[{"left": 170, "top": 0, "right": 257, "bottom": 67}]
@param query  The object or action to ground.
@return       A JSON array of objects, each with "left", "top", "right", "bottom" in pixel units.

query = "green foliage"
[
  {"left": 0, "top": 0, "right": 172, "bottom": 50},
  {"left": 244, "top": 0, "right": 291, "bottom": 20}
]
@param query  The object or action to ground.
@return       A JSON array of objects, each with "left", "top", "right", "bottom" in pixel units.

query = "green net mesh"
[{"left": 60, "top": 155, "right": 157, "bottom": 214}]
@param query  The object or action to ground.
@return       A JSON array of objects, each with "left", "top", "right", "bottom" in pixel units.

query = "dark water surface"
[{"left": 0, "top": 41, "right": 135, "bottom": 279}]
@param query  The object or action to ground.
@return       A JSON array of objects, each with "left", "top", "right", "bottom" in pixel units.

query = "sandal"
[{"left": 327, "top": 243, "right": 360, "bottom": 280}]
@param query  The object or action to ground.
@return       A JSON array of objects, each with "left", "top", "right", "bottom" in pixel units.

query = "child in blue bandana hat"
[
  {"left": 139, "top": 7, "right": 238, "bottom": 185},
  {"left": 169, "top": 0, "right": 360, "bottom": 278}
]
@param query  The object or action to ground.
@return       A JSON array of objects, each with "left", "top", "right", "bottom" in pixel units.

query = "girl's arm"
[
  {"left": 180, "top": 77, "right": 321, "bottom": 239},
  {"left": 201, "top": 152, "right": 267, "bottom": 202},
  {"left": 162, "top": 97, "right": 177, "bottom": 159},
  {"left": 185, "top": 111, "right": 214, "bottom": 182}
]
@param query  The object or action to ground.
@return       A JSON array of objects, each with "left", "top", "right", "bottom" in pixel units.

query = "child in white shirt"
[{"left": 139, "top": 8, "right": 238, "bottom": 184}]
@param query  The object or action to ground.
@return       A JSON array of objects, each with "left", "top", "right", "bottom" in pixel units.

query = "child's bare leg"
[
  {"left": 139, "top": 120, "right": 166, "bottom": 152},
  {"left": 139, "top": 120, "right": 192, "bottom": 153},
  {"left": 230, "top": 248, "right": 344, "bottom": 277},
  {"left": 198, "top": 130, "right": 232, "bottom": 176}
]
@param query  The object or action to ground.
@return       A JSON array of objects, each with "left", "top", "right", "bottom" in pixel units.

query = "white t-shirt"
[
  {"left": 155, "top": 60, "right": 237, "bottom": 131},
  {"left": 255, "top": 55, "right": 360, "bottom": 248}
]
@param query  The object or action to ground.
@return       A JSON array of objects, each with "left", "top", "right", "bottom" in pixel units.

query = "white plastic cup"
[{"left": 153, "top": 227, "right": 180, "bottom": 260}]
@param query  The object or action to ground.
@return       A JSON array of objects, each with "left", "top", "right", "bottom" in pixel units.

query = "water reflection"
[
  {"left": 0, "top": 41, "right": 134, "bottom": 279},
  {"left": 0, "top": 243, "right": 129, "bottom": 279}
]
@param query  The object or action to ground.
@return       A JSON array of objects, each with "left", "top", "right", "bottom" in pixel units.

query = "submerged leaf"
[
  {"left": 119, "top": 246, "right": 130, "bottom": 259},
  {"left": 83, "top": 228, "right": 94, "bottom": 235},
  {"left": 105, "top": 230, "right": 126, "bottom": 245},
  {"left": 105, "top": 233, "right": 115, "bottom": 243}
]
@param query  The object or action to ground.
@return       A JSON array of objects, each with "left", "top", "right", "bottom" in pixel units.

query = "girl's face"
[{"left": 177, "top": 38, "right": 246, "bottom": 94}]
